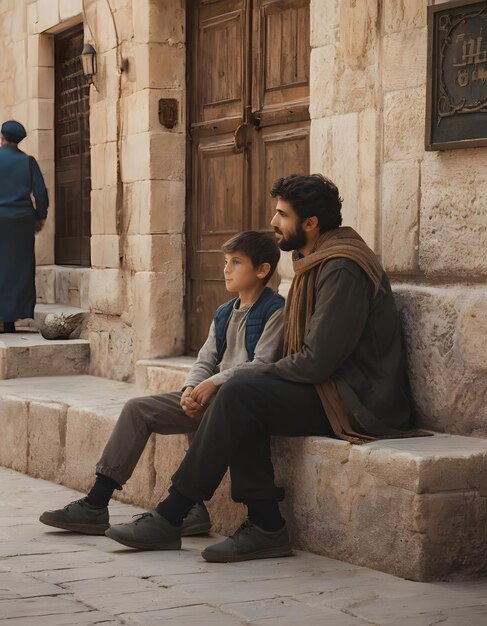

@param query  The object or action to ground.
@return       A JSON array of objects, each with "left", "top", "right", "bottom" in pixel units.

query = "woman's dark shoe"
[
  {"left": 39, "top": 499, "right": 109, "bottom": 535},
  {"left": 181, "top": 503, "right": 212, "bottom": 536},
  {"left": 201, "top": 520, "right": 293, "bottom": 563},
  {"left": 105, "top": 510, "right": 182, "bottom": 550},
  {"left": 0, "top": 322, "right": 15, "bottom": 333}
]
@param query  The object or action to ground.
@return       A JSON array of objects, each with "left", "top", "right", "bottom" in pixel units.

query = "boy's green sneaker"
[
  {"left": 39, "top": 499, "right": 109, "bottom": 535},
  {"left": 201, "top": 520, "right": 293, "bottom": 563},
  {"left": 181, "top": 503, "right": 212, "bottom": 536}
]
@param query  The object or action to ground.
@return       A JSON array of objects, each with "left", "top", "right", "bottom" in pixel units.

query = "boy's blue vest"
[{"left": 214, "top": 287, "right": 285, "bottom": 365}]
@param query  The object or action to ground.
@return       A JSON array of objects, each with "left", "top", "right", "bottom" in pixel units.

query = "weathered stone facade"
[{"left": 0, "top": 0, "right": 486, "bottom": 438}]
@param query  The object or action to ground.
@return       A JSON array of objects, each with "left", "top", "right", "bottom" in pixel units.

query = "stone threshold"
[{"left": 0, "top": 375, "right": 486, "bottom": 582}]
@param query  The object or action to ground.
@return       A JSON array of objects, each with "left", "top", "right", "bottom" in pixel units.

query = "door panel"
[
  {"left": 54, "top": 25, "right": 91, "bottom": 267},
  {"left": 188, "top": 0, "right": 309, "bottom": 353}
]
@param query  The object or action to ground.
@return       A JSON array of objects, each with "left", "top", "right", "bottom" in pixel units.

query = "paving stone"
[
  {"left": 0, "top": 596, "right": 90, "bottom": 620},
  {"left": 1, "top": 611, "right": 120, "bottom": 626},
  {"left": 121, "top": 604, "right": 247, "bottom": 625}
]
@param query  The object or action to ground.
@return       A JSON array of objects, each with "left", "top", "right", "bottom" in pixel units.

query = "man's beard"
[{"left": 276, "top": 221, "right": 307, "bottom": 252}]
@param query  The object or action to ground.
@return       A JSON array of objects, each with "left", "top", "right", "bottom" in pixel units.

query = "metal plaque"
[{"left": 426, "top": 0, "right": 487, "bottom": 150}]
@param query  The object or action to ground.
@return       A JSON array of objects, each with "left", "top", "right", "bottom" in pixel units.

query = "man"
[
  {"left": 0, "top": 120, "right": 48, "bottom": 333},
  {"left": 101, "top": 174, "right": 415, "bottom": 561}
]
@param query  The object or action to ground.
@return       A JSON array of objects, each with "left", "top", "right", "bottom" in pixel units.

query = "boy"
[{"left": 39, "top": 231, "right": 284, "bottom": 543}]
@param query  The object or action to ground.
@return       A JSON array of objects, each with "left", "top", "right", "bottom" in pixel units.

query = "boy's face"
[
  {"left": 270, "top": 198, "right": 308, "bottom": 252},
  {"left": 223, "top": 252, "right": 268, "bottom": 293}
]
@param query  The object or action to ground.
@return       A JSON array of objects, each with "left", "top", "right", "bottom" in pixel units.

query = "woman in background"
[{"left": 0, "top": 120, "right": 49, "bottom": 333}]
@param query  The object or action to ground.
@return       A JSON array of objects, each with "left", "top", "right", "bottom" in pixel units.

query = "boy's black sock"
[
  {"left": 246, "top": 500, "right": 285, "bottom": 532},
  {"left": 155, "top": 488, "right": 195, "bottom": 527},
  {"left": 84, "top": 474, "right": 120, "bottom": 508}
]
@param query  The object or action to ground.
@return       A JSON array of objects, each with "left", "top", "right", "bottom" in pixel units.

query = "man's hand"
[
  {"left": 191, "top": 379, "right": 218, "bottom": 410},
  {"left": 180, "top": 387, "right": 203, "bottom": 419},
  {"left": 35, "top": 219, "right": 46, "bottom": 233}
]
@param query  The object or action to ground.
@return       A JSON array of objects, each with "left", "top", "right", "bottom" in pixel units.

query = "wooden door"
[
  {"left": 188, "top": 0, "right": 310, "bottom": 352},
  {"left": 54, "top": 25, "right": 91, "bottom": 266}
]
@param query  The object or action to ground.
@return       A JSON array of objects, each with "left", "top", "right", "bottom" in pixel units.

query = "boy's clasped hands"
[{"left": 180, "top": 380, "right": 218, "bottom": 418}]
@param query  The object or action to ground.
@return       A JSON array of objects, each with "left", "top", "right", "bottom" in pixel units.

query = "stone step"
[
  {"left": 1, "top": 375, "right": 486, "bottom": 581},
  {"left": 0, "top": 333, "right": 90, "bottom": 379},
  {"left": 17, "top": 303, "right": 88, "bottom": 332},
  {"left": 135, "top": 356, "right": 195, "bottom": 395}
]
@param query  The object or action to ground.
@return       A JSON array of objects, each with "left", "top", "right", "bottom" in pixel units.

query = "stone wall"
[
  {"left": 309, "top": 0, "right": 487, "bottom": 436},
  {"left": 0, "top": 0, "right": 186, "bottom": 381}
]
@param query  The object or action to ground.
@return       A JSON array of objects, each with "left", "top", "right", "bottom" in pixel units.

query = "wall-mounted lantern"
[{"left": 81, "top": 43, "right": 97, "bottom": 84}]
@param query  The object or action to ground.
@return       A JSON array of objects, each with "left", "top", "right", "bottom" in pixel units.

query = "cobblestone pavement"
[{"left": 0, "top": 468, "right": 486, "bottom": 625}]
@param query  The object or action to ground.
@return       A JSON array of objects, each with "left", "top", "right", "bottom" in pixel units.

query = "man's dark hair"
[
  {"left": 222, "top": 231, "right": 280, "bottom": 285},
  {"left": 271, "top": 174, "right": 343, "bottom": 233}
]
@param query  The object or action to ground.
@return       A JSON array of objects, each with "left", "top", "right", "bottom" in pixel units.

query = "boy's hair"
[
  {"left": 222, "top": 231, "right": 280, "bottom": 285},
  {"left": 271, "top": 173, "right": 343, "bottom": 233}
]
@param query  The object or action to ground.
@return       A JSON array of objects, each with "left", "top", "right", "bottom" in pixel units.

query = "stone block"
[
  {"left": 0, "top": 336, "right": 90, "bottom": 379},
  {"left": 35, "top": 230, "right": 55, "bottom": 266},
  {"left": 27, "top": 1, "right": 38, "bottom": 35},
  {"left": 29, "top": 66, "right": 54, "bottom": 99},
  {"left": 91, "top": 186, "right": 119, "bottom": 235},
  {"left": 28, "top": 98, "right": 54, "bottom": 130},
  {"left": 335, "top": 62, "right": 378, "bottom": 115},
  {"left": 114, "top": 434, "right": 156, "bottom": 509},
  {"left": 27, "top": 34, "right": 54, "bottom": 67},
  {"left": 457, "top": 297, "right": 487, "bottom": 374},
  {"left": 310, "top": 117, "right": 333, "bottom": 175},
  {"left": 384, "top": 86, "right": 425, "bottom": 162},
  {"left": 135, "top": 358, "right": 194, "bottom": 395},
  {"left": 310, "top": 0, "right": 339, "bottom": 47},
  {"left": 134, "top": 271, "right": 185, "bottom": 360},
  {"left": 310, "top": 45, "right": 336, "bottom": 119},
  {"left": 384, "top": 0, "right": 426, "bottom": 34},
  {"left": 381, "top": 160, "right": 420, "bottom": 273},
  {"left": 35, "top": 266, "right": 56, "bottom": 303},
  {"left": 0, "top": 395, "right": 28, "bottom": 472},
  {"left": 382, "top": 28, "right": 427, "bottom": 92},
  {"left": 125, "top": 233, "right": 182, "bottom": 272},
  {"left": 55, "top": 266, "right": 90, "bottom": 308},
  {"left": 134, "top": 43, "right": 185, "bottom": 91},
  {"left": 272, "top": 435, "right": 487, "bottom": 581},
  {"left": 64, "top": 407, "right": 118, "bottom": 493},
  {"left": 121, "top": 132, "right": 185, "bottom": 183},
  {"left": 151, "top": 434, "right": 188, "bottom": 504},
  {"left": 339, "top": 0, "right": 378, "bottom": 68},
  {"left": 27, "top": 401, "right": 68, "bottom": 482},
  {"left": 331, "top": 113, "right": 359, "bottom": 229},
  {"left": 394, "top": 284, "right": 487, "bottom": 437},
  {"left": 89, "top": 268, "right": 123, "bottom": 316},
  {"left": 357, "top": 108, "right": 379, "bottom": 251},
  {"left": 90, "top": 99, "right": 117, "bottom": 145},
  {"left": 86, "top": 315, "right": 134, "bottom": 382},
  {"left": 90, "top": 142, "right": 118, "bottom": 190},
  {"left": 36, "top": 0, "right": 60, "bottom": 34},
  {"left": 59, "top": 0, "right": 82, "bottom": 21},
  {"left": 125, "top": 179, "right": 185, "bottom": 235},
  {"left": 419, "top": 149, "right": 487, "bottom": 277},
  {"left": 91, "top": 235, "right": 121, "bottom": 269},
  {"left": 133, "top": 0, "right": 185, "bottom": 45}
]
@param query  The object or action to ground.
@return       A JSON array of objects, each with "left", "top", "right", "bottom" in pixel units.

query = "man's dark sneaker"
[
  {"left": 181, "top": 503, "right": 212, "bottom": 537},
  {"left": 39, "top": 499, "right": 109, "bottom": 535},
  {"left": 105, "top": 510, "right": 182, "bottom": 550},
  {"left": 201, "top": 520, "right": 293, "bottom": 563}
]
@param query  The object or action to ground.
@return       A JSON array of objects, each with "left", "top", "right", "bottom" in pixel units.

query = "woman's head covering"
[{"left": 1, "top": 120, "right": 27, "bottom": 144}]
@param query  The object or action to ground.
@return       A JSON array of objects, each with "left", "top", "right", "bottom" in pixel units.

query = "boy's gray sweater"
[{"left": 183, "top": 300, "right": 284, "bottom": 389}]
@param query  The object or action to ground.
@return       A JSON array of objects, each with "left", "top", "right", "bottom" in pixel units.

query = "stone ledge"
[
  {"left": 0, "top": 334, "right": 90, "bottom": 379},
  {"left": 0, "top": 375, "right": 486, "bottom": 581},
  {"left": 135, "top": 357, "right": 195, "bottom": 395}
]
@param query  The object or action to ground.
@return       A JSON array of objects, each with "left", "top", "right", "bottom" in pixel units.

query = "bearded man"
[{"left": 103, "top": 173, "right": 416, "bottom": 561}]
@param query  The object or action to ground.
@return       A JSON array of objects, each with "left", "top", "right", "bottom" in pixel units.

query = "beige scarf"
[{"left": 284, "top": 227, "right": 429, "bottom": 444}]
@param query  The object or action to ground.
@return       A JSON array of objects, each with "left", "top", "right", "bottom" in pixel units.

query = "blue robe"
[{"left": 0, "top": 145, "right": 49, "bottom": 322}]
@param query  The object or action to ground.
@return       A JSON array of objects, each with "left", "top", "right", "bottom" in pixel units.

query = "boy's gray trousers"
[{"left": 95, "top": 392, "right": 199, "bottom": 488}]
